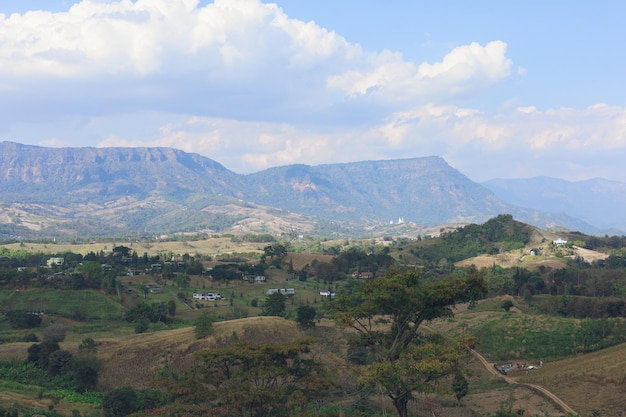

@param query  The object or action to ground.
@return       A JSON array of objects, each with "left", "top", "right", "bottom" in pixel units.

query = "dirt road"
[{"left": 469, "top": 348, "right": 578, "bottom": 416}]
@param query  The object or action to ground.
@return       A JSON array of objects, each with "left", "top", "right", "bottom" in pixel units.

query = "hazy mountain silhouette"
[{"left": 0, "top": 142, "right": 603, "bottom": 238}]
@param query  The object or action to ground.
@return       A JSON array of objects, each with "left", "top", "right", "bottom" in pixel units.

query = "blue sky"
[{"left": 2, "top": 0, "right": 626, "bottom": 182}]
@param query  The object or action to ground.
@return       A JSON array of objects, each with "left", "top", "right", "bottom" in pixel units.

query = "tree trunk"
[{"left": 392, "top": 397, "right": 409, "bottom": 417}]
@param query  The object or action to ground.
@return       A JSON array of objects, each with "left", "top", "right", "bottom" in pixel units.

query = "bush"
[
  {"left": 501, "top": 300, "right": 514, "bottom": 312},
  {"left": 23, "top": 333, "right": 39, "bottom": 342},
  {"left": 134, "top": 319, "right": 149, "bottom": 334},
  {"left": 6, "top": 310, "right": 42, "bottom": 329},
  {"left": 296, "top": 306, "right": 316, "bottom": 329},
  {"left": 102, "top": 386, "right": 138, "bottom": 417},
  {"left": 47, "top": 350, "right": 73, "bottom": 376},
  {"left": 66, "top": 356, "right": 100, "bottom": 392},
  {"left": 194, "top": 312, "right": 215, "bottom": 339},
  {"left": 43, "top": 322, "right": 66, "bottom": 343}
]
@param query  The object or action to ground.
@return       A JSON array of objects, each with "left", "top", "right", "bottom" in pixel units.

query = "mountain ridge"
[
  {"left": 483, "top": 176, "right": 626, "bottom": 234},
  {"left": 0, "top": 141, "right": 607, "bottom": 238}
]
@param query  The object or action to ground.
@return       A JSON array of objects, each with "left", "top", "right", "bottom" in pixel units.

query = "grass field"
[
  {"left": 2, "top": 237, "right": 265, "bottom": 258},
  {"left": 0, "top": 289, "right": 123, "bottom": 321}
]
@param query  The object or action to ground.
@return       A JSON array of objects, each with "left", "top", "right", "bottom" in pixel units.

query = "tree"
[
  {"left": 330, "top": 269, "right": 486, "bottom": 417},
  {"left": 361, "top": 335, "right": 464, "bottom": 416},
  {"left": 193, "top": 312, "right": 215, "bottom": 339},
  {"left": 189, "top": 340, "right": 331, "bottom": 416},
  {"left": 112, "top": 245, "right": 131, "bottom": 258},
  {"left": 67, "top": 355, "right": 100, "bottom": 391},
  {"left": 125, "top": 302, "right": 169, "bottom": 324},
  {"left": 6, "top": 310, "right": 41, "bottom": 329},
  {"left": 48, "top": 349, "right": 73, "bottom": 376},
  {"left": 28, "top": 340, "right": 61, "bottom": 370},
  {"left": 138, "top": 284, "right": 149, "bottom": 299},
  {"left": 74, "top": 261, "right": 104, "bottom": 289},
  {"left": 102, "top": 386, "right": 139, "bottom": 417},
  {"left": 262, "top": 292, "right": 286, "bottom": 316},
  {"left": 43, "top": 322, "right": 66, "bottom": 343},
  {"left": 452, "top": 371, "right": 469, "bottom": 402},
  {"left": 261, "top": 243, "right": 288, "bottom": 268},
  {"left": 296, "top": 305, "right": 316, "bottom": 329},
  {"left": 167, "top": 300, "right": 177, "bottom": 316},
  {"left": 78, "top": 337, "right": 97, "bottom": 353},
  {"left": 173, "top": 273, "right": 190, "bottom": 290}
]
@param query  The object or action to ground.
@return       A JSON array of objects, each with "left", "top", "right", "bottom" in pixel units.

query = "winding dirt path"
[{"left": 469, "top": 348, "right": 578, "bottom": 416}]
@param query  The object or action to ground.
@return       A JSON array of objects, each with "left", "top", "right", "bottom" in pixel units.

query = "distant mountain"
[
  {"left": 0, "top": 141, "right": 246, "bottom": 203},
  {"left": 0, "top": 142, "right": 600, "bottom": 238},
  {"left": 246, "top": 157, "right": 505, "bottom": 224},
  {"left": 483, "top": 177, "right": 626, "bottom": 234}
]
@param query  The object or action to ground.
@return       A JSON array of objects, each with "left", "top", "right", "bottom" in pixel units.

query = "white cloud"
[
  {"left": 3, "top": 0, "right": 626, "bottom": 184},
  {"left": 0, "top": 0, "right": 512, "bottom": 126},
  {"left": 85, "top": 103, "right": 626, "bottom": 183},
  {"left": 366, "top": 103, "right": 626, "bottom": 181},
  {"left": 327, "top": 41, "right": 512, "bottom": 105}
]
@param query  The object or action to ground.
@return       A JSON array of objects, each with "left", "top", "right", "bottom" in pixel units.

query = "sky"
[{"left": 1, "top": 0, "right": 626, "bottom": 182}]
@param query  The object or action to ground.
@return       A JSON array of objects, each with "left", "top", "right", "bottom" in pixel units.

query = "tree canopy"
[
  {"left": 330, "top": 269, "right": 487, "bottom": 417},
  {"left": 165, "top": 339, "right": 332, "bottom": 417}
]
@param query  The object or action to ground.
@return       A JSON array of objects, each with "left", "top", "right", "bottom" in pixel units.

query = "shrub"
[
  {"left": 43, "top": 322, "right": 66, "bottom": 343},
  {"left": 102, "top": 386, "right": 138, "bottom": 417},
  {"left": 134, "top": 319, "right": 149, "bottom": 334},
  {"left": 6, "top": 310, "right": 41, "bottom": 329},
  {"left": 23, "top": 333, "right": 39, "bottom": 342},
  {"left": 296, "top": 305, "right": 316, "bottom": 329},
  {"left": 194, "top": 312, "right": 215, "bottom": 339},
  {"left": 501, "top": 300, "right": 514, "bottom": 312}
]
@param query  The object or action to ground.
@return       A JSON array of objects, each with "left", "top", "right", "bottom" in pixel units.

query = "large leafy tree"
[
  {"left": 330, "top": 269, "right": 486, "bottom": 417},
  {"left": 261, "top": 243, "right": 288, "bottom": 268},
  {"left": 168, "top": 340, "right": 331, "bottom": 417}
]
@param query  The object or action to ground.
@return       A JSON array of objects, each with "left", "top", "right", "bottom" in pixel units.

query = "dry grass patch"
[
  {"left": 0, "top": 342, "right": 31, "bottom": 361},
  {"left": 287, "top": 253, "right": 334, "bottom": 271},
  {"left": 95, "top": 316, "right": 303, "bottom": 390},
  {"left": 1, "top": 237, "right": 265, "bottom": 257},
  {"left": 520, "top": 341, "right": 626, "bottom": 416}
]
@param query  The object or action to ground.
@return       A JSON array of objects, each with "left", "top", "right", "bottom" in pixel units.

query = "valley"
[{"left": 0, "top": 215, "right": 624, "bottom": 416}]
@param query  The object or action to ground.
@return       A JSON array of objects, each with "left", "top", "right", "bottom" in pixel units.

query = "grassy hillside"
[
  {"left": 1, "top": 218, "right": 626, "bottom": 416},
  {"left": 428, "top": 296, "right": 626, "bottom": 416},
  {"left": 0, "top": 289, "right": 122, "bottom": 321},
  {"left": 95, "top": 316, "right": 304, "bottom": 390}
]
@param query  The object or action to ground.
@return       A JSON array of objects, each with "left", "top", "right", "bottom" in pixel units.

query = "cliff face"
[
  {"left": 0, "top": 142, "right": 246, "bottom": 204},
  {"left": 0, "top": 142, "right": 598, "bottom": 238},
  {"left": 245, "top": 157, "right": 511, "bottom": 225}
]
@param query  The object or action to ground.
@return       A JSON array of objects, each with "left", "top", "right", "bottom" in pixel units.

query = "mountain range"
[
  {"left": 482, "top": 177, "right": 626, "bottom": 234},
  {"left": 0, "top": 141, "right": 620, "bottom": 239}
]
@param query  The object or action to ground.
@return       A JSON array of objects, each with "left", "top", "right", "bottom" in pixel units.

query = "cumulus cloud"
[
  {"left": 365, "top": 103, "right": 626, "bottom": 181},
  {"left": 0, "top": 0, "right": 511, "bottom": 125},
  {"left": 328, "top": 41, "right": 512, "bottom": 104},
  {"left": 3, "top": 0, "right": 625, "bottom": 183}
]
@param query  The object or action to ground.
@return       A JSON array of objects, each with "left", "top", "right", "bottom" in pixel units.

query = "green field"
[{"left": 0, "top": 289, "right": 123, "bottom": 321}]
